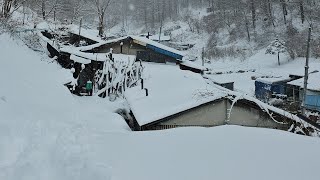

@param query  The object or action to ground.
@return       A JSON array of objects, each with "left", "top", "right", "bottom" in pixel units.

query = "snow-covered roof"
[
  {"left": 256, "top": 77, "right": 290, "bottom": 84},
  {"left": 69, "top": 25, "right": 105, "bottom": 43},
  {"left": 288, "top": 72, "right": 320, "bottom": 91},
  {"left": 73, "top": 35, "right": 184, "bottom": 56},
  {"left": 125, "top": 64, "right": 319, "bottom": 131},
  {"left": 130, "top": 35, "right": 185, "bottom": 57},
  {"left": 70, "top": 54, "right": 91, "bottom": 64},
  {"left": 180, "top": 61, "right": 207, "bottom": 71},
  {"left": 124, "top": 64, "right": 226, "bottom": 126},
  {"left": 73, "top": 36, "right": 129, "bottom": 52},
  {"left": 69, "top": 51, "right": 136, "bottom": 64}
]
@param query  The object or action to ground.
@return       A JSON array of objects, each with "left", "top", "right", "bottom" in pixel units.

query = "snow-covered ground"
[
  {"left": 1, "top": 33, "right": 320, "bottom": 180},
  {"left": 203, "top": 50, "right": 320, "bottom": 96}
]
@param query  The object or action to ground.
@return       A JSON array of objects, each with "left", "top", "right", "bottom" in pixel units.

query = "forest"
[{"left": 1, "top": 0, "right": 320, "bottom": 60}]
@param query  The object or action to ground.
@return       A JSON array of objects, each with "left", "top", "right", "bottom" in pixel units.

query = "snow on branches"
[
  {"left": 266, "top": 38, "right": 287, "bottom": 66},
  {"left": 94, "top": 53, "right": 143, "bottom": 99}
]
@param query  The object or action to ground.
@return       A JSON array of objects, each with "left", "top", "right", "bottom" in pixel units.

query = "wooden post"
[
  {"left": 145, "top": 88, "right": 149, "bottom": 96},
  {"left": 159, "top": 20, "right": 163, "bottom": 42},
  {"left": 141, "top": 79, "right": 144, "bottom": 89},
  {"left": 54, "top": 10, "right": 56, "bottom": 21},
  {"left": 159, "top": 28, "right": 162, "bottom": 42},
  {"left": 302, "top": 26, "right": 312, "bottom": 115},
  {"left": 120, "top": 42, "right": 123, "bottom": 54},
  {"left": 78, "top": 18, "right": 82, "bottom": 46},
  {"left": 278, "top": 52, "right": 280, "bottom": 66},
  {"left": 22, "top": 2, "right": 25, "bottom": 25},
  {"left": 202, "top": 47, "right": 205, "bottom": 66}
]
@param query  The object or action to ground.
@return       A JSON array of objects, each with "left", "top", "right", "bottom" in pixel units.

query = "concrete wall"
[
  {"left": 148, "top": 99, "right": 289, "bottom": 130},
  {"left": 159, "top": 100, "right": 227, "bottom": 126}
]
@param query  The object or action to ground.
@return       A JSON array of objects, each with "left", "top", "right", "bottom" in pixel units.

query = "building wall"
[
  {"left": 228, "top": 104, "right": 287, "bottom": 129},
  {"left": 94, "top": 40, "right": 146, "bottom": 55},
  {"left": 93, "top": 40, "right": 177, "bottom": 63},
  {"left": 306, "top": 90, "right": 320, "bottom": 112},
  {"left": 159, "top": 100, "right": 227, "bottom": 126},
  {"left": 145, "top": 99, "right": 289, "bottom": 130}
]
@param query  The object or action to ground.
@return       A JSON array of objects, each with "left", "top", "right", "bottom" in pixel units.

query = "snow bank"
[{"left": 0, "top": 33, "right": 127, "bottom": 180}]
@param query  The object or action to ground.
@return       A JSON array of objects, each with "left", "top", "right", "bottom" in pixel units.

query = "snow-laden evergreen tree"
[{"left": 266, "top": 38, "right": 287, "bottom": 66}]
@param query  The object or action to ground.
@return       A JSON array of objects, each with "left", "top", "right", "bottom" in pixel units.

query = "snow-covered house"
[
  {"left": 81, "top": 35, "right": 185, "bottom": 64},
  {"left": 288, "top": 72, "right": 320, "bottom": 112},
  {"left": 124, "top": 64, "right": 315, "bottom": 134}
]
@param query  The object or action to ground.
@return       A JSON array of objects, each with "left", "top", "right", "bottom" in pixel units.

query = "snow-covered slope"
[
  {"left": 0, "top": 33, "right": 127, "bottom": 180},
  {"left": 1, "top": 33, "right": 320, "bottom": 180}
]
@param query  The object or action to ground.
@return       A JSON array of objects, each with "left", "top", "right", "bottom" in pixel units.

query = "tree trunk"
[
  {"left": 280, "top": 0, "right": 287, "bottom": 24},
  {"left": 250, "top": 0, "right": 256, "bottom": 29},
  {"left": 278, "top": 52, "right": 280, "bottom": 66},
  {"left": 245, "top": 15, "right": 251, "bottom": 42},
  {"left": 268, "top": 0, "right": 275, "bottom": 27},
  {"left": 42, "top": 0, "right": 46, "bottom": 20},
  {"left": 144, "top": 3, "right": 148, "bottom": 29},
  {"left": 299, "top": 0, "right": 305, "bottom": 24},
  {"left": 2, "top": 0, "right": 14, "bottom": 18},
  {"left": 98, "top": 13, "right": 104, "bottom": 36},
  {"left": 151, "top": 0, "right": 155, "bottom": 28}
]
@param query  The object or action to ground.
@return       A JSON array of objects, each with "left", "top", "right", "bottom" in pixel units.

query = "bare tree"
[
  {"left": 93, "top": 0, "right": 112, "bottom": 37},
  {"left": 1, "top": 0, "right": 28, "bottom": 18}
]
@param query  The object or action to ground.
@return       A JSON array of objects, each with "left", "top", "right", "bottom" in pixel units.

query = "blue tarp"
[
  {"left": 146, "top": 44, "right": 183, "bottom": 60},
  {"left": 305, "top": 95, "right": 320, "bottom": 111},
  {"left": 255, "top": 81, "right": 286, "bottom": 100}
]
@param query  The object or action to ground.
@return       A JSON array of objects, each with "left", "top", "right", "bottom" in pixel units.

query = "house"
[
  {"left": 124, "top": 64, "right": 316, "bottom": 134},
  {"left": 80, "top": 35, "right": 185, "bottom": 64},
  {"left": 287, "top": 72, "right": 320, "bottom": 112}
]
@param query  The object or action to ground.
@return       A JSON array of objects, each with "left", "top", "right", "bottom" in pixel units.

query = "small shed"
[
  {"left": 255, "top": 77, "right": 290, "bottom": 102},
  {"left": 288, "top": 72, "right": 320, "bottom": 112}
]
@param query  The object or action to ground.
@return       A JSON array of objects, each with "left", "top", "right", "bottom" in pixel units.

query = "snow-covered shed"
[
  {"left": 255, "top": 77, "right": 292, "bottom": 102},
  {"left": 288, "top": 72, "right": 320, "bottom": 112},
  {"left": 124, "top": 64, "right": 309, "bottom": 132},
  {"left": 82, "top": 35, "right": 185, "bottom": 64}
]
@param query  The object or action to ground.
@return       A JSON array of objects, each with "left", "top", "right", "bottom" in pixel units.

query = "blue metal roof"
[{"left": 146, "top": 44, "right": 183, "bottom": 60}]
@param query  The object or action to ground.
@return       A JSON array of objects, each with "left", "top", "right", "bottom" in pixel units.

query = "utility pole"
[{"left": 302, "top": 26, "right": 312, "bottom": 115}]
